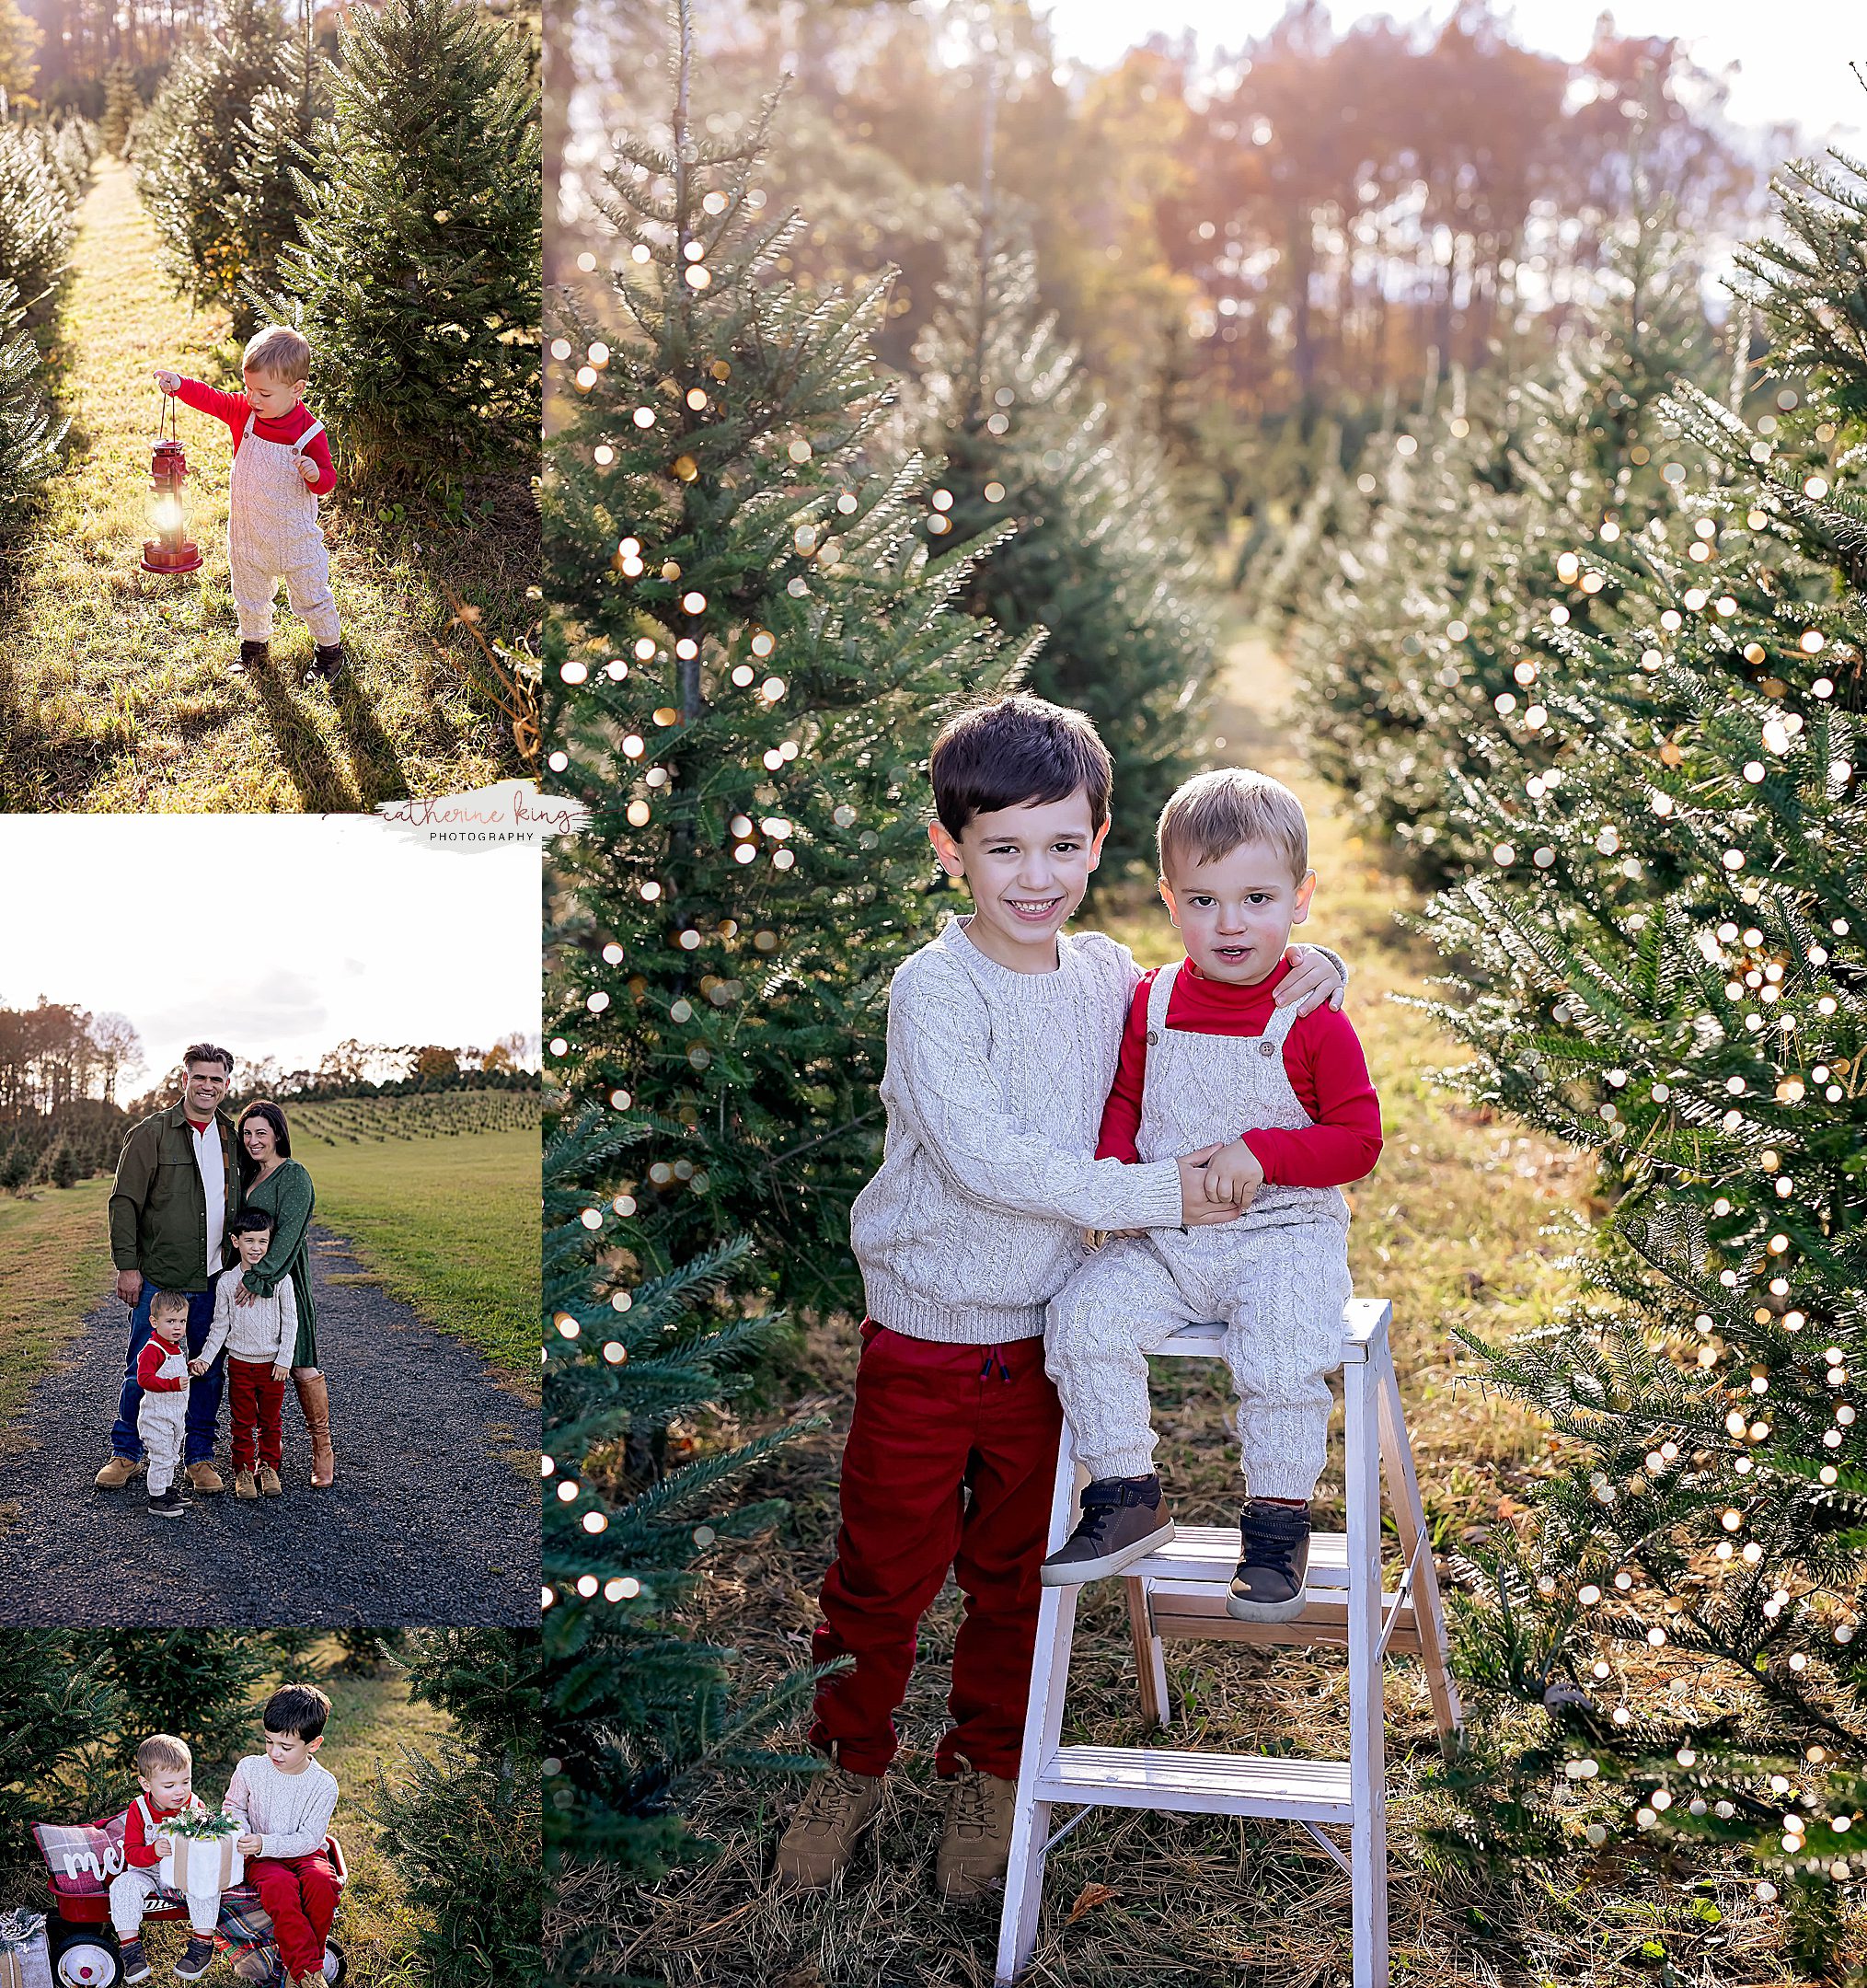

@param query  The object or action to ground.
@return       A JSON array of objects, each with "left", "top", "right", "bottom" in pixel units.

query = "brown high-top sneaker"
[
  {"left": 1039, "top": 1473, "right": 1174, "bottom": 1586},
  {"left": 936, "top": 1763, "right": 1019, "bottom": 1901},
  {"left": 772, "top": 1761, "right": 883, "bottom": 1889}
]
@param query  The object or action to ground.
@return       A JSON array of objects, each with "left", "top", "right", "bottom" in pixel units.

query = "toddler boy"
[
  {"left": 225, "top": 1684, "right": 340, "bottom": 1988},
  {"left": 110, "top": 1733, "right": 215, "bottom": 1983},
  {"left": 196, "top": 1209, "right": 298, "bottom": 1501},
  {"left": 1042, "top": 767, "right": 1382, "bottom": 1618},
  {"left": 154, "top": 324, "right": 344, "bottom": 680},
  {"left": 137, "top": 1292, "right": 195, "bottom": 1521},
  {"left": 776, "top": 697, "right": 1347, "bottom": 1900}
]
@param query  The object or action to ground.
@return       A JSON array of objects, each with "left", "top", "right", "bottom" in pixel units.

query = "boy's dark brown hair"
[
  {"left": 263, "top": 1682, "right": 331, "bottom": 1741},
  {"left": 928, "top": 693, "right": 1113, "bottom": 838}
]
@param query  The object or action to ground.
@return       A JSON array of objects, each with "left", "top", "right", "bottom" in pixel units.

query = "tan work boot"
[
  {"left": 937, "top": 1763, "right": 1019, "bottom": 1901},
  {"left": 234, "top": 1470, "right": 259, "bottom": 1500},
  {"left": 772, "top": 1762, "right": 883, "bottom": 1889},
  {"left": 94, "top": 1454, "right": 141, "bottom": 1490},
  {"left": 259, "top": 1464, "right": 282, "bottom": 1497},
  {"left": 186, "top": 1461, "right": 225, "bottom": 1495}
]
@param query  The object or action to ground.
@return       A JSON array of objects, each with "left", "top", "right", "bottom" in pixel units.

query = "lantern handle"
[{"left": 157, "top": 387, "right": 179, "bottom": 444}]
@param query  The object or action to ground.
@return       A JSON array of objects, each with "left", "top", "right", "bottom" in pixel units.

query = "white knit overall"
[
  {"left": 137, "top": 1343, "right": 190, "bottom": 1497},
  {"left": 227, "top": 412, "right": 340, "bottom": 645},
  {"left": 1045, "top": 962, "right": 1354, "bottom": 1498}
]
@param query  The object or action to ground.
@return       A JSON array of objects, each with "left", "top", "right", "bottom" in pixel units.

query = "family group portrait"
[
  {"left": 0, "top": 1626, "right": 541, "bottom": 1988},
  {"left": 0, "top": 0, "right": 542, "bottom": 812},
  {"left": 538, "top": 0, "right": 1867, "bottom": 1982},
  {"left": 0, "top": 812, "right": 543, "bottom": 1624}
]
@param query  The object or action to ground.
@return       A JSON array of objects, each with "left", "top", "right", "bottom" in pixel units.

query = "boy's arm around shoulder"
[{"left": 883, "top": 951, "right": 1184, "bottom": 1232}]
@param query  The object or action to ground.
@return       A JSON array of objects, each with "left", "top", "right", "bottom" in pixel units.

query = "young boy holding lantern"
[{"left": 153, "top": 325, "right": 345, "bottom": 682}]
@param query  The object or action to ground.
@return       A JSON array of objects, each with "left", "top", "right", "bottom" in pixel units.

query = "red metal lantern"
[{"left": 141, "top": 390, "right": 202, "bottom": 575}]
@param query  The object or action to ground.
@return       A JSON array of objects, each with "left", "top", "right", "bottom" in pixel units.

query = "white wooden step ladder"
[{"left": 995, "top": 1298, "right": 1460, "bottom": 1987}]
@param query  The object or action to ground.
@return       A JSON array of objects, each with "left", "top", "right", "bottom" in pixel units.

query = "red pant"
[
  {"left": 249, "top": 1851, "right": 338, "bottom": 1977},
  {"left": 228, "top": 1358, "right": 286, "bottom": 1471},
  {"left": 810, "top": 1323, "right": 1064, "bottom": 1780}
]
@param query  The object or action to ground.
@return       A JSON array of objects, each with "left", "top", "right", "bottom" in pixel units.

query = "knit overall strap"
[
  {"left": 134, "top": 1795, "right": 159, "bottom": 1838},
  {"left": 1144, "top": 960, "right": 1181, "bottom": 1042},
  {"left": 292, "top": 419, "right": 326, "bottom": 455},
  {"left": 240, "top": 410, "right": 257, "bottom": 445}
]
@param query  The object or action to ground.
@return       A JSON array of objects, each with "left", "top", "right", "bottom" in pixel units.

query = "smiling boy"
[
  {"left": 1041, "top": 766, "right": 1382, "bottom": 1618},
  {"left": 774, "top": 699, "right": 1347, "bottom": 1901},
  {"left": 154, "top": 324, "right": 344, "bottom": 681},
  {"left": 225, "top": 1684, "right": 340, "bottom": 1988}
]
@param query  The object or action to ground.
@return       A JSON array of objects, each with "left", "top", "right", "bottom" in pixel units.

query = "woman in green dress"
[{"left": 233, "top": 1101, "right": 335, "bottom": 1487}]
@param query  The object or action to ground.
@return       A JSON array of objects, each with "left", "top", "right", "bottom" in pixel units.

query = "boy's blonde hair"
[
  {"left": 243, "top": 324, "right": 310, "bottom": 382},
  {"left": 136, "top": 1734, "right": 191, "bottom": 1776},
  {"left": 1158, "top": 768, "right": 1309, "bottom": 884}
]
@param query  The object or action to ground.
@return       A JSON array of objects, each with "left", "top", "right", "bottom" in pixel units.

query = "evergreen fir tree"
[
  {"left": 916, "top": 227, "right": 1216, "bottom": 876},
  {"left": 364, "top": 1628, "right": 544, "bottom": 1988},
  {"left": 1291, "top": 188, "right": 1721, "bottom": 884},
  {"left": 331, "top": 1627, "right": 408, "bottom": 1671},
  {"left": 135, "top": 0, "right": 289, "bottom": 313},
  {"left": 259, "top": 0, "right": 539, "bottom": 490},
  {"left": 541, "top": 1110, "right": 819, "bottom": 1883},
  {"left": 0, "top": 272, "right": 64, "bottom": 535},
  {"left": 1409, "top": 133, "right": 1867, "bottom": 1958},
  {"left": 0, "top": 116, "right": 76, "bottom": 324},
  {"left": 0, "top": 1136, "right": 29, "bottom": 1193},
  {"left": 0, "top": 1634, "right": 121, "bottom": 1889},
  {"left": 48, "top": 1141, "right": 75, "bottom": 1187},
  {"left": 99, "top": 60, "right": 141, "bottom": 157},
  {"left": 546, "top": 0, "right": 1019, "bottom": 1311},
  {"left": 99, "top": 1630, "right": 273, "bottom": 1767},
  {"left": 225, "top": 18, "right": 328, "bottom": 337}
]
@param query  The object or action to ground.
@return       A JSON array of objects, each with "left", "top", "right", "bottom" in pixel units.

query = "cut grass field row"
[
  {"left": 571, "top": 632, "right": 1815, "bottom": 1985},
  {"left": 0, "top": 1178, "right": 115, "bottom": 1443},
  {"left": 308, "top": 1126, "right": 541, "bottom": 1386},
  {"left": 0, "top": 160, "right": 534, "bottom": 813}
]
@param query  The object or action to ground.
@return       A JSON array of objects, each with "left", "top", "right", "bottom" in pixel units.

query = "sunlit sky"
[
  {"left": 1038, "top": 0, "right": 1861, "bottom": 144},
  {"left": 0, "top": 816, "right": 541, "bottom": 1089}
]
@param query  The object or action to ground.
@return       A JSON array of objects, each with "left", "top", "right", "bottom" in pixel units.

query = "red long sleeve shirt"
[
  {"left": 173, "top": 377, "right": 337, "bottom": 496},
  {"left": 124, "top": 1793, "right": 202, "bottom": 1867},
  {"left": 1097, "top": 957, "right": 1384, "bottom": 1188},
  {"left": 136, "top": 1337, "right": 188, "bottom": 1393}
]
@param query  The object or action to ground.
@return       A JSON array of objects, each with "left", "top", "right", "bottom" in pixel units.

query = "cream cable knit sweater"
[{"left": 851, "top": 916, "right": 1194, "bottom": 1343}]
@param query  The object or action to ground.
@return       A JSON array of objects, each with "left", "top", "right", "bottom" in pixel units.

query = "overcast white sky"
[
  {"left": 0, "top": 816, "right": 541, "bottom": 1088},
  {"left": 1038, "top": 0, "right": 1862, "bottom": 144}
]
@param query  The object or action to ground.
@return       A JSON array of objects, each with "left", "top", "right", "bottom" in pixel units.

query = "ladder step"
[
  {"left": 1124, "top": 1524, "right": 1351, "bottom": 1586},
  {"left": 1033, "top": 1745, "right": 1354, "bottom": 1821},
  {"left": 1146, "top": 1581, "right": 1424, "bottom": 1655}
]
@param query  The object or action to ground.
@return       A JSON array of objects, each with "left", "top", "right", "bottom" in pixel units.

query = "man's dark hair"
[
  {"left": 928, "top": 693, "right": 1113, "bottom": 838},
  {"left": 262, "top": 1682, "right": 331, "bottom": 1741},
  {"left": 229, "top": 1208, "right": 275, "bottom": 1238},
  {"left": 181, "top": 1044, "right": 234, "bottom": 1077},
  {"left": 236, "top": 1101, "right": 293, "bottom": 1189}
]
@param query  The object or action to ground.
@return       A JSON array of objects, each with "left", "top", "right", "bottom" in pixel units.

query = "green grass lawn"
[
  {"left": 307, "top": 1127, "right": 540, "bottom": 1387},
  {"left": 0, "top": 1179, "right": 116, "bottom": 1446},
  {"left": 0, "top": 160, "right": 536, "bottom": 812}
]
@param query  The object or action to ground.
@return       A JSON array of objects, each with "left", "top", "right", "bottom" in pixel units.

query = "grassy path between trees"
[
  {"left": 0, "top": 159, "right": 516, "bottom": 812},
  {"left": 572, "top": 630, "right": 1805, "bottom": 1984}
]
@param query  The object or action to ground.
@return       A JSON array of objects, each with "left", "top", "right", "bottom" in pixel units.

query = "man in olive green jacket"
[{"left": 95, "top": 1045, "right": 240, "bottom": 1496}]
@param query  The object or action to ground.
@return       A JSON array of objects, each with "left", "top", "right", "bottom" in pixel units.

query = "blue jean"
[{"left": 110, "top": 1277, "right": 226, "bottom": 1464}]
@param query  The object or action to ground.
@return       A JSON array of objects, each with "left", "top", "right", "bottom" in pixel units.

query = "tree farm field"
[
  {"left": 595, "top": 630, "right": 1838, "bottom": 1984},
  {"left": 0, "top": 161, "right": 531, "bottom": 813},
  {"left": 0, "top": 1095, "right": 540, "bottom": 1451}
]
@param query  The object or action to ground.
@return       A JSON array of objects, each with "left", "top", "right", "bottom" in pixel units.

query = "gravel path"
[{"left": 0, "top": 1225, "right": 539, "bottom": 1624}]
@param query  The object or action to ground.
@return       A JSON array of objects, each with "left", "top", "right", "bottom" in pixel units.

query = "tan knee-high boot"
[{"left": 293, "top": 1370, "right": 336, "bottom": 1487}]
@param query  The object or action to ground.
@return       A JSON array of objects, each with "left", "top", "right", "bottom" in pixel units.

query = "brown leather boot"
[
  {"left": 294, "top": 1370, "right": 336, "bottom": 1486},
  {"left": 937, "top": 1763, "right": 1019, "bottom": 1900},
  {"left": 772, "top": 1761, "right": 883, "bottom": 1889}
]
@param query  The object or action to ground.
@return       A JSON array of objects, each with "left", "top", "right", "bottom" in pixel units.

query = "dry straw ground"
[{"left": 566, "top": 634, "right": 1838, "bottom": 1985}]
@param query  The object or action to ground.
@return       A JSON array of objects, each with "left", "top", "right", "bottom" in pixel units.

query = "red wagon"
[{"left": 31, "top": 1812, "right": 348, "bottom": 1988}]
